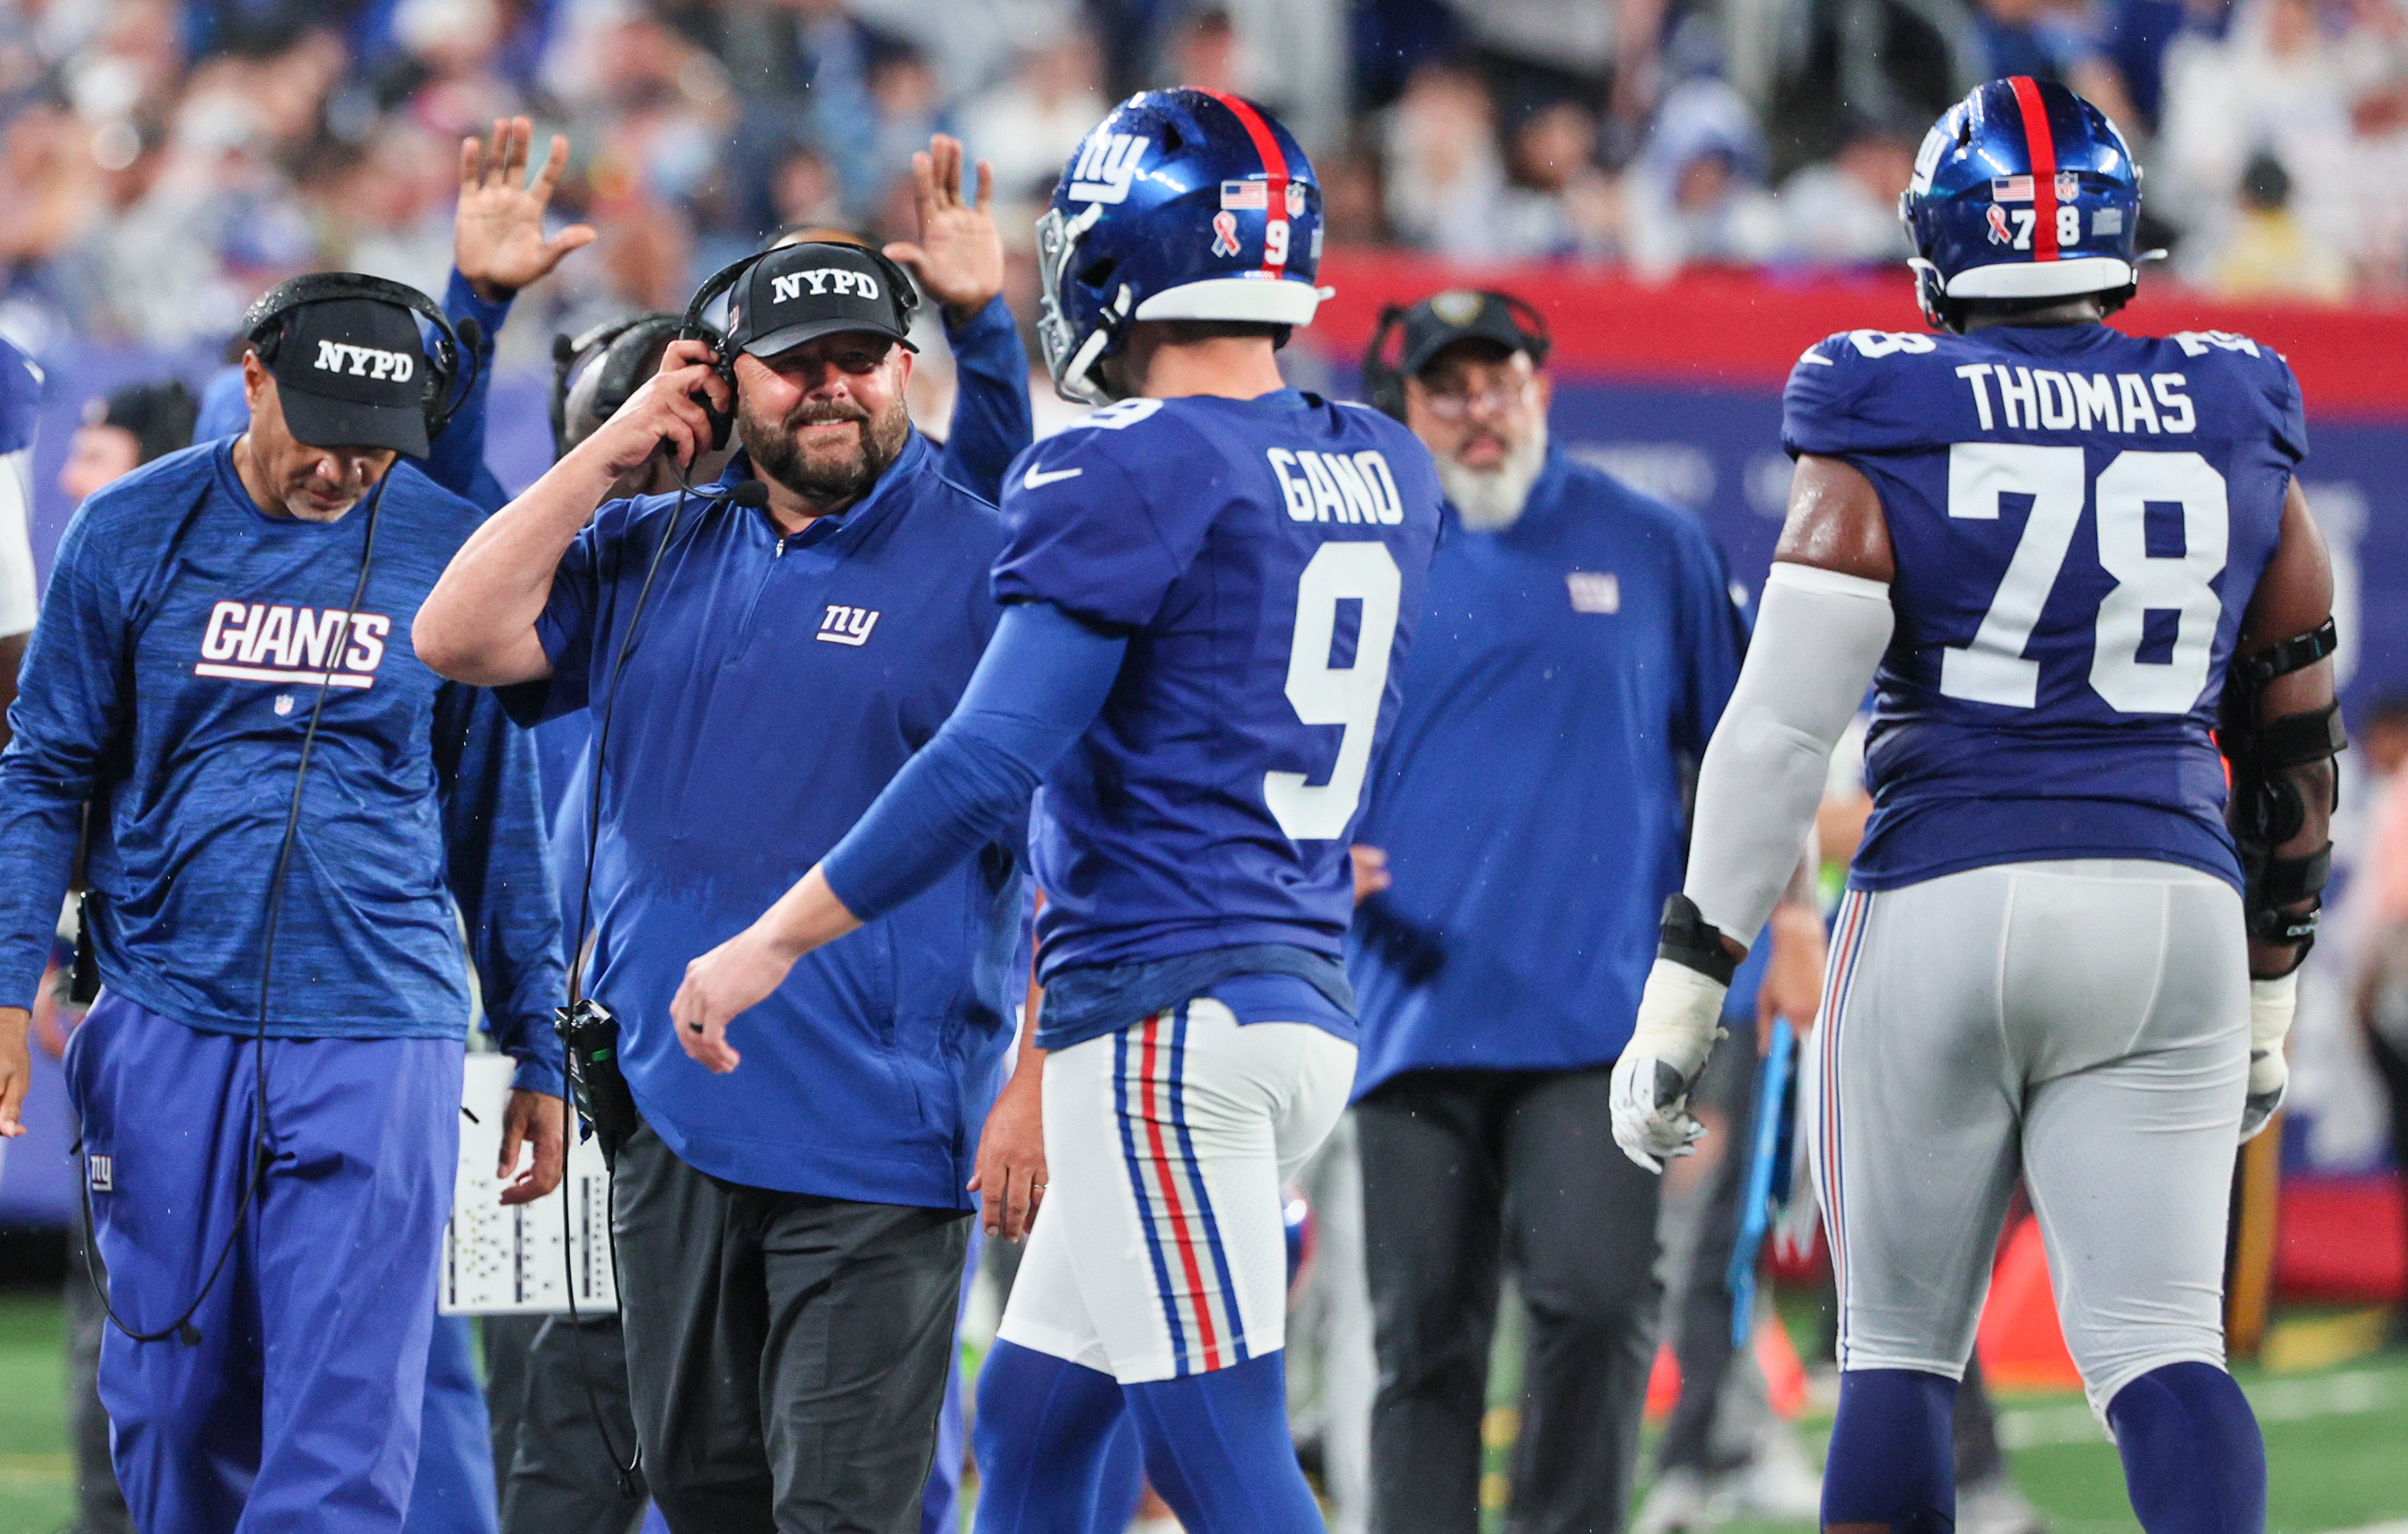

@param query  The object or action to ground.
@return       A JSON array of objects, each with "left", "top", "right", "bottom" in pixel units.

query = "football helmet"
[
  {"left": 1901, "top": 77, "right": 2156, "bottom": 330},
  {"left": 1036, "top": 88, "right": 1326, "bottom": 403}
]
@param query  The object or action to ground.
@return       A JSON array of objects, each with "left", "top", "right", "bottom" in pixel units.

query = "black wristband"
[{"left": 1657, "top": 892, "right": 1738, "bottom": 986}]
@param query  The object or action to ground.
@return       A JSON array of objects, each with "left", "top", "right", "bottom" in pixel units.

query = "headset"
[
  {"left": 677, "top": 244, "right": 920, "bottom": 451},
  {"left": 550, "top": 314, "right": 681, "bottom": 458},
  {"left": 1362, "top": 291, "right": 1553, "bottom": 421},
  {"left": 243, "top": 272, "right": 476, "bottom": 443}
]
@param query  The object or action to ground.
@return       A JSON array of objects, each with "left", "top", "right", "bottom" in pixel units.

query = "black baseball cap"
[
  {"left": 261, "top": 296, "right": 433, "bottom": 458},
  {"left": 1395, "top": 289, "right": 1551, "bottom": 378},
  {"left": 726, "top": 242, "right": 918, "bottom": 361}
]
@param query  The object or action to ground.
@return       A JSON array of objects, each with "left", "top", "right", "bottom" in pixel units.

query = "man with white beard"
[{"left": 1346, "top": 291, "right": 1827, "bottom": 1532}]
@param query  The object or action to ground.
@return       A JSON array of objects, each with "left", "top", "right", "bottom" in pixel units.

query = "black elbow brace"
[{"left": 2220, "top": 617, "right": 2344, "bottom": 947}]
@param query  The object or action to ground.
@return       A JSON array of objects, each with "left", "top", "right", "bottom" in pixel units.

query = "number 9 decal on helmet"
[{"left": 1035, "top": 88, "right": 1331, "bottom": 405}]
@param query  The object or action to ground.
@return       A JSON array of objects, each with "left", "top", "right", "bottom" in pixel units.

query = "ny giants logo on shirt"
[
  {"left": 817, "top": 604, "right": 880, "bottom": 646},
  {"left": 1566, "top": 571, "right": 1621, "bottom": 614},
  {"left": 196, "top": 601, "right": 390, "bottom": 689},
  {"left": 312, "top": 340, "right": 415, "bottom": 382},
  {"left": 1264, "top": 448, "right": 1406, "bottom": 525}
]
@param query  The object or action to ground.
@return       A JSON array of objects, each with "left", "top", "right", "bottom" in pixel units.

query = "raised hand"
[
  {"left": 881, "top": 134, "right": 1003, "bottom": 323},
  {"left": 456, "top": 117, "right": 598, "bottom": 303}
]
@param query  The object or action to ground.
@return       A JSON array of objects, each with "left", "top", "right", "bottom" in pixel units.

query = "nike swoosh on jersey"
[{"left": 1023, "top": 464, "right": 1085, "bottom": 489}]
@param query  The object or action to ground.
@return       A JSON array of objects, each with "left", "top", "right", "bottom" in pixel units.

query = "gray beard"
[{"left": 1436, "top": 420, "right": 1547, "bottom": 531}]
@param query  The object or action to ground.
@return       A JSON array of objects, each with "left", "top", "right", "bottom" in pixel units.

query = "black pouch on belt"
[{"left": 555, "top": 999, "right": 640, "bottom": 1168}]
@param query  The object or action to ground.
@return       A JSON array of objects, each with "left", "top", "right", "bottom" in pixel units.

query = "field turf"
[{"left": 4, "top": 1289, "right": 2406, "bottom": 1532}]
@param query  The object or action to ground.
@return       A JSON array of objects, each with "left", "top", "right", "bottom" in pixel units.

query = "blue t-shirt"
[
  {"left": 1783, "top": 322, "right": 2305, "bottom": 894},
  {"left": 993, "top": 391, "right": 1444, "bottom": 1047},
  {"left": 0, "top": 442, "right": 565, "bottom": 1091},
  {"left": 1348, "top": 448, "right": 1749, "bottom": 1095},
  {"left": 503, "top": 433, "right": 1022, "bottom": 1208}
]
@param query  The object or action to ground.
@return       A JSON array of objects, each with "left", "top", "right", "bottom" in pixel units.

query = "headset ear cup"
[
  {"left": 689, "top": 323, "right": 736, "bottom": 453},
  {"left": 1362, "top": 304, "right": 1408, "bottom": 421}
]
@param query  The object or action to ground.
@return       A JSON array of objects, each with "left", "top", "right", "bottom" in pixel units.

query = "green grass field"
[{"left": 4, "top": 1287, "right": 2406, "bottom": 1534}]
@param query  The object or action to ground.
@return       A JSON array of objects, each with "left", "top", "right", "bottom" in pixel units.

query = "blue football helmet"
[
  {"left": 1036, "top": 88, "right": 1326, "bottom": 403},
  {"left": 1900, "top": 77, "right": 2156, "bottom": 331}
]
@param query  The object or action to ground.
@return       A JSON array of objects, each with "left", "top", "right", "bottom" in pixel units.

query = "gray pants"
[
  {"left": 1816, "top": 859, "right": 2250, "bottom": 1416},
  {"left": 1359, "top": 1065, "right": 1661, "bottom": 1534},
  {"left": 492, "top": 1313, "right": 647, "bottom": 1534},
  {"left": 611, "top": 1119, "right": 968, "bottom": 1534}
]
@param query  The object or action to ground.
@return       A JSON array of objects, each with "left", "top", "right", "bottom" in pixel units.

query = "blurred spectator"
[
  {"left": 2353, "top": 696, "right": 2408, "bottom": 1345},
  {"left": 769, "top": 141, "right": 848, "bottom": 231},
  {"left": 59, "top": 379, "right": 198, "bottom": 503},
  {"left": 340, "top": 118, "right": 460, "bottom": 298},
  {"left": 5, "top": 0, "right": 2407, "bottom": 342},
  {"left": 1318, "top": 139, "right": 1392, "bottom": 246},
  {"left": 864, "top": 40, "right": 948, "bottom": 232},
  {"left": 1440, "top": 0, "right": 1665, "bottom": 154},
  {"left": 2158, "top": 0, "right": 2356, "bottom": 255},
  {"left": 957, "top": 39, "right": 1107, "bottom": 206},
  {"left": 1382, "top": 61, "right": 1509, "bottom": 258},
  {"left": 1627, "top": 75, "right": 1782, "bottom": 278},
  {"left": 2205, "top": 149, "right": 2353, "bottom": 300},
  {"left": 1975, "top": 0, "right": 2143, "bottom": 130},
  {"left": 1493, "top": 94, "right": 1624, "bottom": 260},
  {"left": 1775, "top": 119, "right": 1918, "bottom": 265},
  {"left": 0, "top": 101, "right": 97, "bottom": 292}
]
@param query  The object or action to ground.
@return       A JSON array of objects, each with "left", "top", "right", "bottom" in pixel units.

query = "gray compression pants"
[{"left": 1811, "top": 857, "right": 2251, "bottom": 1417}]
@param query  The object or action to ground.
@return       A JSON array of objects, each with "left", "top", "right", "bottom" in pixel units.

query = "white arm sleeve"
[{"left": 1686, "top": 561, "right": 1894, "bottom": 943}]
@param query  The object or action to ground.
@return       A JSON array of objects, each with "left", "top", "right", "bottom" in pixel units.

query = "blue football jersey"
[
  {"left": 993, "top": 390, "right": 1444, "bottom": 979},
  {"left": 1783, "top": 322, "right": 2307, "bottom": 891}
]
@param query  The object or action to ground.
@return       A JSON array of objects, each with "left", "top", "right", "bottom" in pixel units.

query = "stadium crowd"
[{"left": 1, "top": 0, "right": 2406, "bottom": 370}]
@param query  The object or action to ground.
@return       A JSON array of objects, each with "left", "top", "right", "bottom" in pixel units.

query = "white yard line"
[{"left": 1996, "top": 1368, "right": 2408, "bottom": 1450}]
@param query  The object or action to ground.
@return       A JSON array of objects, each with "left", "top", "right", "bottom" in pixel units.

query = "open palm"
[{"left": 456, "top": 117, "right": 595, "bottom": 301}]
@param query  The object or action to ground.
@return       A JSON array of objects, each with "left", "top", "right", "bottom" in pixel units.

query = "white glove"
[
  {"left": 1611, "top": 958, "right": 1728, "bottom": 1171},
  {"left": 2240, "top": 971, "right": 2296, "bottom": 1144}
]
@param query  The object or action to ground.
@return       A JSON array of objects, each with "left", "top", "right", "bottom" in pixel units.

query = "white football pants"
[
  {"left": 999, "top": 1000, "right": 1356, "bottom": 1384},
  {"left": 1809, "top": 858, "right": 2252, "bottom": 1416}
]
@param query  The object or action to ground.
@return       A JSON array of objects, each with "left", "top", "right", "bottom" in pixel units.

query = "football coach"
[
  {"left": 413, "top": 240, "right": 1024, "bottom": 1534},
  {"left": 0, "top": 275, "right": 566, "bottom": 1533},
  {"left": 1347, "top": 291, "right": 1827, "bottom": 1533}
]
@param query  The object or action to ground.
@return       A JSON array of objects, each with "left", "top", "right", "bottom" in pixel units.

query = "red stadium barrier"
[
  {"left": 1313, "top": 251, "right": 2408, "bottom": 421},
  {"left": 2275, "top": 1173, "right": 2408, "bottom": 1304}
]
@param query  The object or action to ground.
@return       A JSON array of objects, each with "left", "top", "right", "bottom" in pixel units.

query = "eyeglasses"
[{"left": 1414, "top": 374, "right": 1535, "bottom": 421}]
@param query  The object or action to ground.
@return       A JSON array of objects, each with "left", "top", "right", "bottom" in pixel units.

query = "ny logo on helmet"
[{"left": 1069, "top": 133, "right": 1149, "bottom": 204}]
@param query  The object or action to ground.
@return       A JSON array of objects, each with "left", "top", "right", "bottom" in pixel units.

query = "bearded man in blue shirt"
[
  {"left": 1348, "top": 291, "right": 1829, "bottom": 1534},
  {"left": 415, "top": 237, "right": 1024, "bottom": 1534}
]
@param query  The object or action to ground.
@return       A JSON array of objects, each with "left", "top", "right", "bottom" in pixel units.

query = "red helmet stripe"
[
  {"left": 1199, "top": 89, "right": 1290, "bottom": 277},
  {"left": 2008, "top": 75, "right": 2061, "bottom": 262}
]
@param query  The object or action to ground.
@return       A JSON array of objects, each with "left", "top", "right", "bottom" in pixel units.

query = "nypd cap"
[
  {"left": 725, "top": 242, "right": 918, "bottom": 362},
  {"left": 262, "top": 297, "right": 433, "bottom": 458}
]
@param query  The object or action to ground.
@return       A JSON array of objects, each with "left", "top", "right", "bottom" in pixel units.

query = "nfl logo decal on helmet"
[
  {"left": 1036, "top": 88, "right": 1327, "bottom": 403},
  {"left": 1900, "top": 77, "right": 2158, "bottom": 331}
]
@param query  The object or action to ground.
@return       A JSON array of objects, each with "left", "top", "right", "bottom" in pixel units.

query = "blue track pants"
[{"left": 66, "top": 993, "right": 462, "bottom": 1534}]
